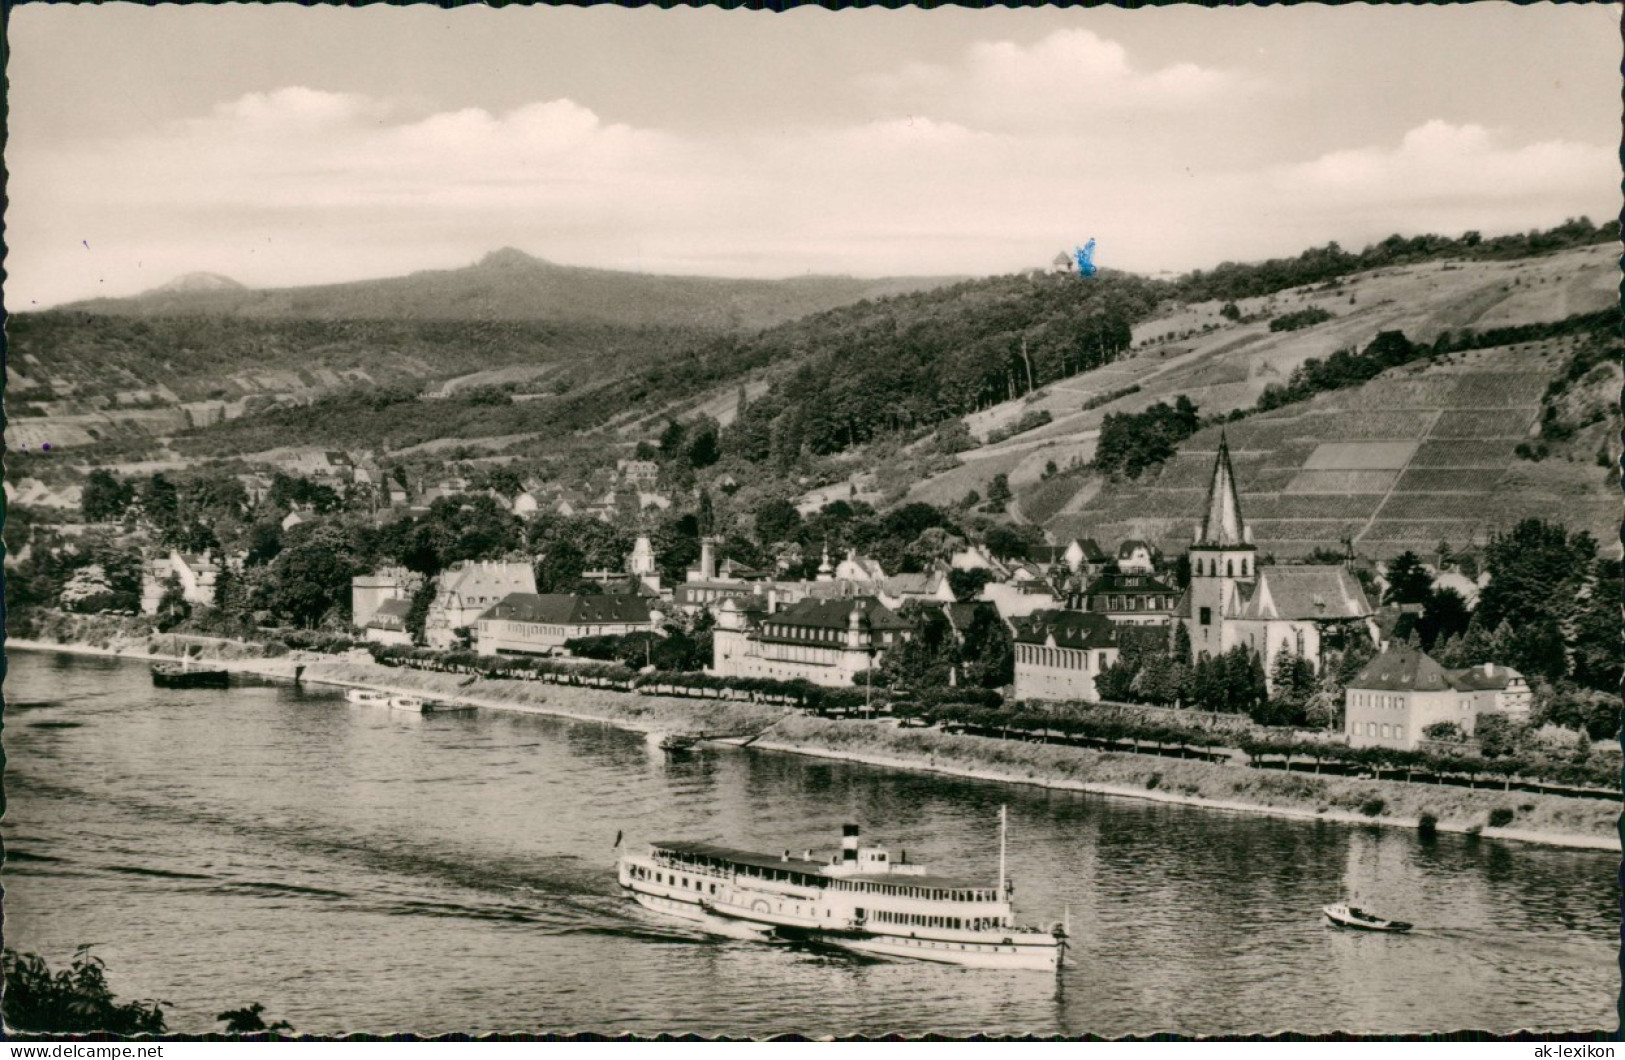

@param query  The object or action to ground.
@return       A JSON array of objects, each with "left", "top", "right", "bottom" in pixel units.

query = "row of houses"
[{"left": 334, "top": 439, "right": 1525, "bottom": 745}]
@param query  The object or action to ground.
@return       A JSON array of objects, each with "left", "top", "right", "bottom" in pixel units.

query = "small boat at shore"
[
  {"left": 152, "top": 662, "right": 230, "bottom": 689},
  {"left": 346, "top": 689, "right": 392, "bottom": 706},
  {"left": 1323, "top": 903, "right": 1412, "bottom": 933},
  {"left": 659, "top": 733, "right": 701, "bottom": 753},
  {"left": 617, "top": 808, "right": 1068, "bottom": 970},
  {"left": 389, "top": 695, "right": 437, "bottom": 713}
]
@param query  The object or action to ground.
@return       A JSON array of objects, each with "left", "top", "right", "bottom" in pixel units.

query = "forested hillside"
[{"left": 59, "top": 247, "right": 956, "bottom": 331}]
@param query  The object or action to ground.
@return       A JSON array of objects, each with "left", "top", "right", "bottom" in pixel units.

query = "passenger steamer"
[{"left": 616, "top": 813, "right": 1067, "bottom": 970}]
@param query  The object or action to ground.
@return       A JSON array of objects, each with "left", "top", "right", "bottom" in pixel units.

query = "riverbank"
[{"left": 14, "top": 638, "right": 1616, "bottom": 852}]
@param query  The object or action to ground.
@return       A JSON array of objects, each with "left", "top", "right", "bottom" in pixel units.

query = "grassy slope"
[
  {"left": 295, "top": 659, "right": 1625, "bottom": 849},
  {"left": 894, "top": 243, "right": 1616, "bottom": 555}
]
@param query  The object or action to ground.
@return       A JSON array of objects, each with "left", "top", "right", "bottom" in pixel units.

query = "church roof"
[
  {"left": 1196, "top": 434, "right": 1250, "bottom": 548},
  {"left": 1236, "top": 566, "right": 1373, "bottom": 621}
]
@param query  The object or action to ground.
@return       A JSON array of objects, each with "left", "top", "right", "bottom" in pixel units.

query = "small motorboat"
[
  {"left": 152, "top": 663, "right": 229, "bottom": 689},
  {"left": 346, "top": 689, "right": 392, "bottom": 706},
  {"left": 1323, "top": 902, "right": 1412, "bottom": 933},
  {"left": 389, "top": 695, "right": 437, "bottom": 713},
  {"left": 659, "top": 733, "right": 700, "bottom": 753}
]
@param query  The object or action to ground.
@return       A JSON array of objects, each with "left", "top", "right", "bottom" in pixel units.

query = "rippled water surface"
[{"left": 4, "top": 650, "right": 1618, "bottom": 1035}]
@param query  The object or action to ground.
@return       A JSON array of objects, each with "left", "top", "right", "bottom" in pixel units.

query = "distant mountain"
[
  {"left": 60, "top": 248, "right": 961, "bottom": 331},
  {"left": 148, "top": 272, "right": 248, "bottom": 294}
]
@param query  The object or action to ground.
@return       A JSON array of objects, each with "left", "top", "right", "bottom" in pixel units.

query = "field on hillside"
[
  {"left": 1044, "top": 333, "right": 1617, "bottom": 559},
  {"left": 899, "top": 242, "right": 1616, "bottom": 540}
]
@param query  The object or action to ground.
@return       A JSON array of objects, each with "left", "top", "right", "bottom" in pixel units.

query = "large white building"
[
  {"left": 1176, "top": 436, "right": 1375, "bottom": 683},
  {"left": 1344, "top": 646, "right": 1531, "bottom": 750},
  {"left": 711, "top": 595, "right": 910, "bottom": 687},
  {"left": 1012, "top": 610, "right": 1121, "bottom": 704},
  {"left": 475, "top": 593, "right": 656, "bottom": 656}
]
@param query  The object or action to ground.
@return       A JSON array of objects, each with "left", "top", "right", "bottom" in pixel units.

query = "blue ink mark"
[
  {"left": 41, "top": 443, "right": 52, "bottom": 451},
  {"left": 1074, "top": 239, "right": 1097, "bottom": 278},
  {"left": 82, "top": 240, "right": 90, "bottom": 251}
]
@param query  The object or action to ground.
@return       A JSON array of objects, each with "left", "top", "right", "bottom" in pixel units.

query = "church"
[{"left": 1175, "top": 435, "right": 1376, "bottom": 681}]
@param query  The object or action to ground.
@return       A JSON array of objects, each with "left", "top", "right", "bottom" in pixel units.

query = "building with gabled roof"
[
  {"left": 712, "top": 595, "right": 910, "bottom": 687},
  {"left": 1012, "top": 610, "right": 1121, "bottom": 703},
  {"left": 426, "top": 561, "right": 538, "bottom": 648},
  {"left": 1344, "top": 646, "right": 1529, "bottom": 749},
  {"left": 880, "top": 566, "right": 957, "bottom": 609},
  {"left": 140, "top": 549, "right": 221, "bottom": 615},
  {"left": 1177, "top": 433, "right": 1375, "bottom": 685},
  {"left": 1115, "top": 539, "right": 1161, "bottom": 574},
  {"left": 365, "top": 598, "right": 415, "bottom": 646},
  {"left": 1078, "top": 570, "right": 1179, "bottom": 626},
  {"left": 475, "top": 591, "right": 657, "bottom": 656}
]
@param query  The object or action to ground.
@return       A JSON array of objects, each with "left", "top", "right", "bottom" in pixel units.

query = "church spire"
[{"left": 1197, "top": 432, "right": 1250, "bottom": 548}]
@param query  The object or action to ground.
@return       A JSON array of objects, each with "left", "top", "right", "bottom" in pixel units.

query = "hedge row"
[
  {"left": 1237, "top": 735, "right": 1619, "bottom": 791},
  {"left": 366, "top": 643, "right": 637, "bottom": 685}
]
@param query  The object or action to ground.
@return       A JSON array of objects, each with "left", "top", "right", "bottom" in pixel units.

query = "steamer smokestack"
[{"left": 842, "top": 823, "right": 860, "bottom": 862}]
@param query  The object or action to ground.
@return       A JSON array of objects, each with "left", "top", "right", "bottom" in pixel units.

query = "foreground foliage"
[{"left": 2, "top": 947, "right": 167, "bottom": 1034}]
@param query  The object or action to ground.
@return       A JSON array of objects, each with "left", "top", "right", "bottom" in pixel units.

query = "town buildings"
[
  {"left": 1012, "top": 610, "right": 1121, "bottom": 703},
  {"left": 1344, "top": 646, "right": 1531, "bottom": 750},
  {"left": 425, "top": 561, "right": 538, "bottom": 648},
  {"left": 140, "top": 550, "right": 221, "bottom": 614},
  {"left": 475, "top": 593, "right": 656, "bottom": 656},
  {"left": 351, "top": 567, "right": 418, "bottom": 629},
  {"left": 365, "top": 598, "right": 414, "bottom": 646},
  {"left": 1076, "top": 570, "right": 1179, "bottom": 626},
  {"left": 711, "top": 595, "right": 910, "bottom": 687}
]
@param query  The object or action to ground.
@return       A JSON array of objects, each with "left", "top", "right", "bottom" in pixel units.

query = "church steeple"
[{"left": 1197, "top": 432, "right": 1252, "bottom": 548}]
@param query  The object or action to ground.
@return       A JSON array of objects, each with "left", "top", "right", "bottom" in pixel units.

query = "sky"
[{"left": 6, "top": 3, "right": 1620, "bottom": 308}]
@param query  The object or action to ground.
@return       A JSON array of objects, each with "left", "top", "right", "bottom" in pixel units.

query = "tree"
[
  {"left": 3, "top": 946, "right": 167, "bottom": 1034},
  {"left": 1267, "top": 648, "right": 1316, "bottom": 723},
  {"left": 1415, "top": 586, "right": 1471, "bottom": 650},
  {"left": 959, "top": 604, "right": 1014, "bottom": 689},
  {"left": 155, "top": 574, "right": 191, "bottom": 632},
  {"left": 268, "top": 525, "right": 363, "bottom": 628},
  {"left": 1476, "top": 519, "right": 1595, "bottom": 634},
  {"left": 986, "top": 474, "right": 1012, "bottom": 508},
  {"left": 685, "top": 416, "right": 722, "bottom": 469},
  {"left": 1422, "top": 720, "right": 1466, "bottom": 742},
  {"left": 754, "top": 498, "right": 803, "bottom": 545},
  {"left": 59, "top": 564, "right": 118, "bottom": 614},
  {"left": 81, "top": 469, "right": 134, "bottom": 523},
  {"left": 1383, "top": 550, "right": 1433, "bottom": 605},
  {"left": 1220, "top": 302, "right": 1241, "bottom": 322},
  {"left": 217, "top": 1002, "right": 293, "bottom": 1034},
  {"left": 404, "top": 581, "right": 438, "bottom": 643},
  {"left": 1474, "top": 713, "right": 1519, "bottom": 757},
  {"left": 949, "top": 568, "right": 993, "bottom": 603},
  {"left": 139, "top": 473, "right": 181, "bottom": 533}
]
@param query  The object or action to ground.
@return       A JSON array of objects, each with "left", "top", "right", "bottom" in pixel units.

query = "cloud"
[
  {"left": 863, "top": 29, "right": 1256, "bottom": 131},
  {"left": 1272, "top": 120, "right": 1615, "bottom": 225},
  {"left": 5, "top": 89, "right": 1616, "bottom": 308}
]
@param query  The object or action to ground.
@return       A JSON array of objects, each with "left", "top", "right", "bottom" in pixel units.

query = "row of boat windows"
[
  {"left": 634, "top": 865, "right": 719, "bottom": 895},
  {"left": 873, "top": 910, "right": 1006, "bottom": 931},
  {"left": 828, "top": 879, "right": 998, "bottom": 902}
]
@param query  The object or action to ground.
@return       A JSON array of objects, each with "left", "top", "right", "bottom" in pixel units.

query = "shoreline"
[{"left": 10, "top": 638, "right": 1619, "bottom": 853}]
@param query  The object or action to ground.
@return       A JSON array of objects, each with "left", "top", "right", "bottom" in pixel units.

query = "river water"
[{"left": 4, "top": 650, "right": 1618, "bottom": 1036}]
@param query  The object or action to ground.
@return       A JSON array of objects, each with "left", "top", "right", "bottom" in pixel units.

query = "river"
[{"left": 4, "top": 650, "right": 1617, "bottom": 1036}]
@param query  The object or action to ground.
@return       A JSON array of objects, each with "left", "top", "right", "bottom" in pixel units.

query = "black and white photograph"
[{"left": 3, "top": 1, "right": 1620, "bottom": 1041}]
